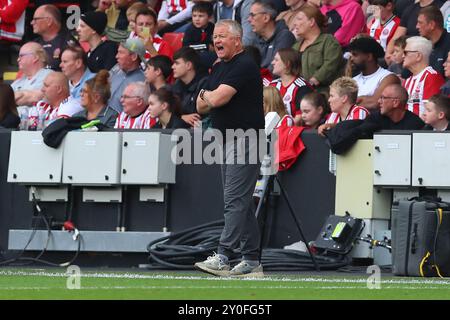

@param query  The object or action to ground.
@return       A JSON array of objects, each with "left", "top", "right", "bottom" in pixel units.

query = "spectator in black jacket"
[
  {"left": 171, "top": 47, "right": 209, "bottom": 128},
  {"left": 0, "top": 84, "right": 20, "bottom": 129}
]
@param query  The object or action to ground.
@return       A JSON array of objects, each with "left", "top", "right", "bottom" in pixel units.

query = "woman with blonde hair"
[
  {"left": 263, "top": 86, "right": 294, "bottom": 127},
  {"left": 293, "top": 5, "right": 343, "bottom": 94},
  {"left": 73, "top": 69, "right": 118, "bottom": 127}
]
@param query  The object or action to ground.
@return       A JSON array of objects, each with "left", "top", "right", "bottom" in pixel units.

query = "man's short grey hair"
[
  {"left": 215, "top": 19, "right": 243, "bottom": 38},
  {"left": 129, "top": 82, "right": 150, "bottom": 105},
  {"left": 406, "top": 36, "right": 433, "bottom": 62},
  {"left": 253, "top": 0, "right": 278, "bottom": 20}
]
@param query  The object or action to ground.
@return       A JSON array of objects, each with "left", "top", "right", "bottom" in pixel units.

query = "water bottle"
[
  {"left": 19, "top": 108, "right": 29, "bottom": 131},
  {"left": 28, "top": 107, "right": 38, "bottom": 131},
  {"left": 37, "top": 111, "right": 46, "bottom": 130}
]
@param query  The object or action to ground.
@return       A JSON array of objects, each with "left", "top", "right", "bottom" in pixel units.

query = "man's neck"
[
  {"left": 430, "top": 29, "right": 444, "bottom": 45},
  {"left": 51, "top": 96, "right": 67, "bottom": 108},
  {"left": 362, "top": 64, "right": 379, "bottom": 76},
  {"left": 223, "top": 48, "right": 243, "bottom": 62},
  {"left": 420, "top": 0, "right": 434, "bottom": 7},
  {"left": 381, "top": 13, "right": 395, "bottom": 24},
  {"left": 260, "top": 23, "right": 276, "bottom": 41},
  {"left": 222, "top": 0, "right": 234, "bottom": 7},
  {"left": 181, "top": 71, "right": 196, "bottom": 85},
  {"left": 41, "top": 29, "right": 59, "bottom": 42},
  {"left": 70, "top": 68, "right": 86, "bottom": 87},
  {"left": 389, "top": 109, "right": 406, "bottom": 123},
  {"left": 25, "top": 66, "right": 43, "bottom": 79},
  {"left": 410, "top": 62, "right": 429, "bottom": 76},
  {"left": 88, "top": 35, "right": 103, "bottom": 51},
  {"left": 153, "top": 78, "right": 167, "bottom": 90},
  {"left": 432, "top": 119, "right": 449, "bottom": 131}
]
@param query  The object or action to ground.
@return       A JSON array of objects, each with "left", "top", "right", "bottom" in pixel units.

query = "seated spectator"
[
  {"left": 388, "top": 35, "right": 409, "bottom": 80},
  {"left": 349, "top": 37, "right": 400, "bottom": 110},
  {"left": 403, "top": 36, "right": 445, "bottom": 118},
  {"left": 30, "top": 72, "right": 83, "bottom": 129},
  {"left": 126, "top": 1, "right": 147, "bottom": 32},
  {"left": 318, "top": 77, "right": 369, "bottom": 135},
  {"left": 145, "top": 54, "right": 173, "bottom": 90},
  {"left": 171, "top": 47, "right": 208, "bottom": 127},
  {"left": 0, "top": 0, "right": 28, "bottom": 42},
  {"left": 363, "top": 83, "right": 425, "bottom": 129},
  {"left": 109, "top": 38, "right": 146, "bottom": 112},
  {"left": 144, "top": 56, "right": 172, "bottom": 91},
  {"left": 270, "top": 48, "right": 314, "bottom": 125},
  {"left": 130, "top": 7, "right": 174, "bottom": 59},
  {"left": 293, "top": 5, "right": 343, "bottom": 94},
  {"left": 157, "top": 0, "right": 194, "bottom": 34},
  {"left": 416, "top": 5, "right": 449, "bottom": 77},
  {"left": 115, "top": 81, "right": 152, "bottom": 128},
  {"left": 147, "top": 87, "right": 190, "bottom": 128},
  {"left": 72, "top": 70, "right": 119, "bottom": 128},
  {"left": 214, "top": 0, "right": 257, "bottom": 46},
  {"left": 248, "top": 0, "right": 296, "bottom": 72},
  {"left": 77, "top": 11, "right": 119, "bottom": 73},
  {"left": 263, "top": 86, "right": 294, "bottom": 127},
  {"left": 244, "top": 45, "right": 273, "bottom": 86},
  {"left": 11, "top": 42, "right": 53, "bottom": 113},
  {"left": 276, "top": 0, "right": 309, "bottom": 34},
  {"left": 182, "top": 1, "right": 215, "bottom": 62},
  {"left": 60, "top": 45, "right": 95, "bottom": 101},
  {"left": 0, "top": 84, "right": 20, "bottom": 129},
  {"left": 386, "top": 0, "right": 445, "bottom": 62},
  {"left": 300, "top": 91, "right": 330, "bottom": 129},
  {"left": 441, "top": 52, "right": 450, "bottom": 95},
  {"left": 31, "top": 4, "right": 77, "bottom": 70},
  {"left": 320, "top": 0, "right": 365, "bottom": 48},
  {"left": 422, "top": 94, "right": 450, "bottom": 131},
  {"left": 366, "top": 0, "right": 400, "bottom": 52}
]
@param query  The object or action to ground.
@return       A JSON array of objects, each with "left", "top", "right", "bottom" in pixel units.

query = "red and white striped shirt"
[
  {"left": 367, "top": 15, "right": 400, "bottom": 51},
  {"left": 114, "top": 111, "right": 149, "bottom": 129},
  {"left": 166, "top": 0, "right": 188, "bottom": 14},
  {"left": 270, "top": 77, "right": 314, "bottom": 117},
  {"left": 142, "top": 109, "right": 158, "bottom": 129},
  {"left": 404, "top": 66, "right": 445, "bottom": 117},
  {"left": 326, "top": 105, "right": 369, "bottom": 124}
]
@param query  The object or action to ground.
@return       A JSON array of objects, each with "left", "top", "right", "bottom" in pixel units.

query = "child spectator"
[
  {"left": 147, "top": 87, "right": 190, "bottom": 128},
  {"left": 145, "top": 55, "right": 174, "bottom": 90},
  {"left": 270, "top": 48, "right": 314, "bottom": 126},
  {"left": 263, "top": 86, "right": 294, "bottom": 127},
  {"left": 300, "top": 91, "right": 330, "bottom": 129},
  {"left": 388, "top": 35, "right": 408, "bottom": 79},
  {"left": 182, "top": 1, "right": 214, "bottom": 52},
  {"left": 318, "top": 77, "right": 369, "bottom": 135},
  {"left": 422, "top": 94, "right": 450, "bottom": 131},
  {"left": 157, "top": 0, "right": 194, "bottom": 34},
  {"left": 126, "top": 1, "right": 148, "bottom": 32},
  {"left": 366, "top": 0, "right": 401, "bottom": 52}
]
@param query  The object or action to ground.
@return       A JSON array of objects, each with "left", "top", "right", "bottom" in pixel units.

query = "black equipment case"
[{"left": 391, "top": 199, "right": 450, "bottom": 277}]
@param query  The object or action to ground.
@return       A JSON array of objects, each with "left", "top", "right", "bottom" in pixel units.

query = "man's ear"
[{"left": 438, "top": 111, "right": 446, "bottom": 120}]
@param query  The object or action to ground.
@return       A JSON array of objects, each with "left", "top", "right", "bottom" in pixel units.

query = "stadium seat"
[{"left": 162, "top": 32, "right": 184, "bottom": 53}]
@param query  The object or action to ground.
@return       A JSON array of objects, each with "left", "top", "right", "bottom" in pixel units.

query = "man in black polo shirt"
[
  {"left": 364, "top": 84, "right": 425, "bottom": 130},
  {"left": 195, "top": 19, "right": 265, "bottom": 277},
  {"left": 416, "top": 5, "right": 449, "bottom": 77}
]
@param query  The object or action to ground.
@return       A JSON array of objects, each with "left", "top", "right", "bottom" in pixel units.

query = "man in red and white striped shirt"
[
  {"left": 318, "top": 77, "right": 369, "bottom": 136},
  {"left": 402, "top": 36, "right": 445, "bottom": 118},
  {"left": 114, "top": 82, "right": 153, "bottom": 129},
  {"left": 366, "top": 0, "right": 401, "bottom": 51}
]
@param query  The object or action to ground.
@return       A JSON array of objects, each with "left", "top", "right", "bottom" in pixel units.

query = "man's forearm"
[{"left": 15, "top": 90, "right": 43, "bottom": 106}]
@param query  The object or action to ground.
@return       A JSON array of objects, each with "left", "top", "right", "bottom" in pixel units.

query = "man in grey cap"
[
  {"left": 108, "top": 37, "right": 146, "bottom": 112},
  {"left": 77, "top": 10, "right": 119, "bottom": 72}
]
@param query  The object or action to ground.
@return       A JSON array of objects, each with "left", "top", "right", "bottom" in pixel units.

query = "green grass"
[{"left": 0, "top": 268, "right": 449, "bottom": 300}]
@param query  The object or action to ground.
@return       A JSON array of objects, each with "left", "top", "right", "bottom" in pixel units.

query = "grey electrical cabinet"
[
  {"left": 62, "top": 132, "right": 122, "bottom": 185},
  {"left": 121, "top": 132, "right": 176, "bottom": 184},
  {"left": 373, "top": 134, "right": 411, "bottom": 186},
  {"left": 7, "top": 131, "right": 64, "bottom": 184},
  {"left": 412, "top": 132, "right": 450, "bottom": 187}
]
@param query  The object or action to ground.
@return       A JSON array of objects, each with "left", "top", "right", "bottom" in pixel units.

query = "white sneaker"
[
  {"left": 194, "top": 253, "right": 231, "bottom": 277},
  {"left": 229, "top": 261, "right": 264, "bottom": 278}
]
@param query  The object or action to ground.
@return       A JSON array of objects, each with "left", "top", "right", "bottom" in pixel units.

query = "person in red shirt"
[
  {"left": 402, "top": 36, "right": 445, "bottom": 118},
  {"left": 366, "top": 0, "right": 401, "bottom": 52},
  {"left": 0, "top": 0, "right": 28, "bottom": 42}
]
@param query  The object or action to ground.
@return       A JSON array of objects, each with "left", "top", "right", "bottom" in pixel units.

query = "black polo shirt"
[
  {"left": 400, "top": 0, "right": 445, "bottom": 36},
  {"left": 204, "top": 51, "right": 264, "bottom": 135},
  {"left": 430, "top": 31, "right": 450, "bottom": 77}
]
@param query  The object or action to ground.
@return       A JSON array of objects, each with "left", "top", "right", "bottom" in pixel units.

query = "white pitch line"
[{"left": 1, "top": 270, "right": 450, "bottom": 286}]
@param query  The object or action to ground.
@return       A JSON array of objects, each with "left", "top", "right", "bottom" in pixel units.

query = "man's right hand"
[{"left": 182, "top": 113, "right": 202, "bottom": 127}]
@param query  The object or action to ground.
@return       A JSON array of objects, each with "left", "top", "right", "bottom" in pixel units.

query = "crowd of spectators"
[{"left": 0, "top": 0, "right": 448, "bottom": 132}]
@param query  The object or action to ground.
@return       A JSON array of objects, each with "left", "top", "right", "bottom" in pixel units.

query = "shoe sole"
[
  {"left": 194, "top": 262, "right": 230, "bottom": 277},
  {"left": 229, "top": 272, "right": 264, "bottom": 278}
]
